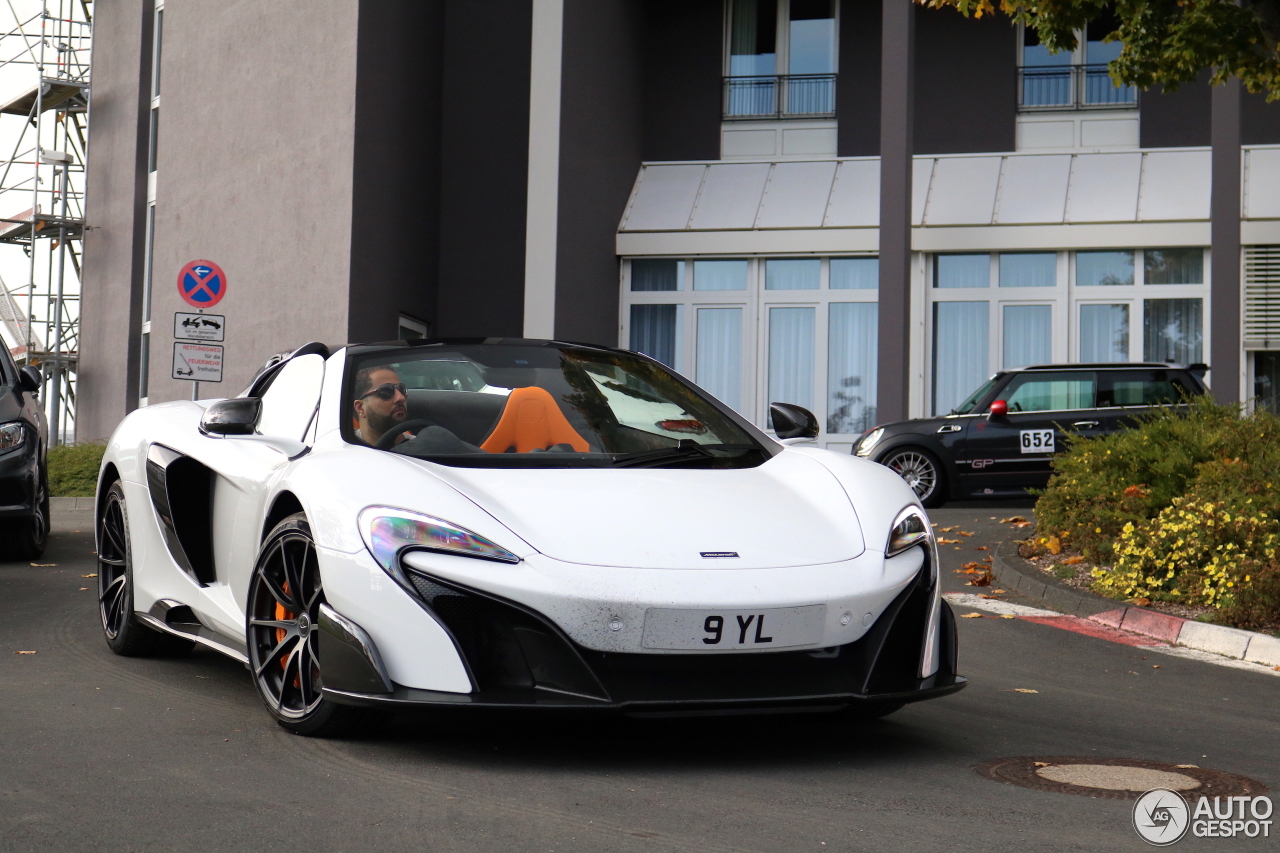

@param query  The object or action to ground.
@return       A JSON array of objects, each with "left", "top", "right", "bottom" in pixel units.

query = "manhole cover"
[{"left": 975, "top": 757, "right": 1269, "bottom": 801}]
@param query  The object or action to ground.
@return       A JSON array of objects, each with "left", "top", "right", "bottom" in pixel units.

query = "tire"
[
  {"left": 1, "top": 462, "right": 49, "bottom": 561},
  {"left": 97, "top": 480, "right": 195, "bottom": 657},
  {"left": 879, "top": 447, "right": 947, "bottom": 508},
  {"left": 246, "top": 513, "right": 374, "bottom": 737}
]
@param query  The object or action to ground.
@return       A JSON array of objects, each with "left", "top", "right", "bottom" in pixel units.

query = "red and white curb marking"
[{"left": 944, "top": 593, "right": 1280, "bottom": 677}]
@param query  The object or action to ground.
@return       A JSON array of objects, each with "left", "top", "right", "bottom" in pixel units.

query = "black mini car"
[
  {"left": 0, "top": 345, "right": 48, "bottom": 559},
  {"left": 852, "top": 363, "right": 1209, "bottom": 507}
]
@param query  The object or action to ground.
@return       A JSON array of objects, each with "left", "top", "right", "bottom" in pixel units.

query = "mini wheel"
[
  {"left": 97, "top": 480, "right": 194, "bottom": 656},
  {"left": 246, "top": 512, "right": 373, "bottom": 737},
  {"left": 880, "top": 447, "right": 946, "bottom": 508}
]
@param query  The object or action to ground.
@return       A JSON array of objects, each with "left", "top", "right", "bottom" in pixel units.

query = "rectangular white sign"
[
  {"left": 1020, "top": 429, "right": 1055, "bottom": 454},
  {"left": 172, "top": 342, "right": 223, "bottom": 382},
  {"left": 174, "top": 312, "right": 225, "bottom": 341}
]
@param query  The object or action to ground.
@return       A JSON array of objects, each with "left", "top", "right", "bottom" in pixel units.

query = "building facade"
[{"left": 78, "top": 0, "right": 1280, "bottom": 445}]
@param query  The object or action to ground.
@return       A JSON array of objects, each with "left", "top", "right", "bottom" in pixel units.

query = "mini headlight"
[
  {"left": 855, "top": 427, "right": 884, "bottom": 457},
  {"left": 886, "top": 506, "right": 931, "bottom": 556},
  {"left": 358, "top": 506, "right": 519, "bottom": 571},
  {"left": 0, "top": 421, "right": 24, "bottom": 452}
]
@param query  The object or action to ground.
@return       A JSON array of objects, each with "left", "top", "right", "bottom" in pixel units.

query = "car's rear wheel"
[
  {"left": 1, "top": 463, "right": 48, "bottom": 561},
  {"left": 246, "top": 513, "right": 373, "bottom": 737},
  {"left": 880, "top": 447, "right": 946, "bottom": 508},
  {"left": 98, "top": 480, "right": 194, "bottom": 656}
]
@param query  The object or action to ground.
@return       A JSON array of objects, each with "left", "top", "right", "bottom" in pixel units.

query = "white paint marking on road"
[
  {"left": 944, "top": 593, "right": 1058, "bottom": 617},
  {"left": 945, "top": 593, "right": 1280, "bottom": 678}
]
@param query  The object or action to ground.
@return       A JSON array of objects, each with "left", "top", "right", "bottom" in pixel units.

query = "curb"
[
  {"left": 51, "top": 496, "right": 95, "bottom": 510},
  {"left": 992, "top": 540, "right": 1280, "bottom": 668}
]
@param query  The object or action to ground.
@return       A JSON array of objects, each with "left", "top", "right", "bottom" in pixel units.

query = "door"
[{"left": 956, "top": 371, "right": 1101, "bottom": 497}]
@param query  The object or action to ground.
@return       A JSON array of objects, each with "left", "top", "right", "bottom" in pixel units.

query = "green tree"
[{"left": 920, "top": 0, "right": 1280, "bottom": 99}]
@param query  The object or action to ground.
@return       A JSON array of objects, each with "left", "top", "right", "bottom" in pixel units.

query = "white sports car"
[{"left": 95, "top": 339, "right": 965, "bottom": 736}]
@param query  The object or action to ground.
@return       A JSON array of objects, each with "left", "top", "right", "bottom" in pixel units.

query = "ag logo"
[{"left": 1133, "top": 788, "right": 1190, "bottom": 846}]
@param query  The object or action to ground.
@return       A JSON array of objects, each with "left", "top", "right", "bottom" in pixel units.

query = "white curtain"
[
  {"left": 693, "top": 260, "right": 749, "bottom": 291},
  {"left": 936, "top": 254, "right": 990, "bottom": 288},
  {"left": 1079, "top": 303, "right": 1130, "bottom": 361},
  {"left": 828, "top": 303, "right": 878, "bottom": 433},
  {"left": 831, "top": 257, "right": 878, "bottom": 290},
  {"left": 1143, "top": 298, "right": 1203, "bottom": 363},
  {"left": 630, "top": 304, "right": 678, "bottom": 368},
  {"left": 765, "top": 259, "right": 820, "bottom": 290},
  {"left": 768, "top": 307, "right": 815, "bottom": 415},
  {"left": 697, "top": 307, "right": 744, "bottom": 412},
  {"left": 631, "top": 259, "right": 681, "bottom": 292},
  {"left": 999, "top": 253, "right": 1056, "bottom": 288},
  {"left": 933, "top": 301, "right": 989, "bottom": 415},
  {"left": 1002, "top": 304, "right": 1052, "bottom": 368}
]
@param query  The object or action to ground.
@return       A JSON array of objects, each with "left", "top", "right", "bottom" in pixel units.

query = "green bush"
[
  {"left": 1034, "top": 397, "right": 1280, "bottom": 630},
  {"left": 47, "top": 442, "right": 106, "bottom": 497}
]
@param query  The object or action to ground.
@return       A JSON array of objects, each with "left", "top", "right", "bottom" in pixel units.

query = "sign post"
[{"left": 174, "top": 260, "right": 228, "bottom": 399}]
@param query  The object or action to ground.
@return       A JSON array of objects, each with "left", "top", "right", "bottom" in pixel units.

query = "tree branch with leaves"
[{"left": 919, "top": 0, "right": 1280, "bottom": 99}]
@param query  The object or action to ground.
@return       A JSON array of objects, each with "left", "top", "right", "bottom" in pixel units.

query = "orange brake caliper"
[{"left": 275, "top": 581, "right": 299, "bottom": 686}]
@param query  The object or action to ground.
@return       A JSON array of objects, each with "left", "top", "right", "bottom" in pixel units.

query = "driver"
[
  {"left": 352, "top": 363, "right": 484, "bottom": 454},
  {"left": 352, "top": 366, "right": 412, "bottom": 446}
]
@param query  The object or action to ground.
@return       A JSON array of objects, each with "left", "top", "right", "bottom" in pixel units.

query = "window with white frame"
[
  {"left": 621, "top": 255, "right": 878, "bottom": 444},
  {"left": 927, "top": 247, "right": 1208, "bottom": 415},
  {"left": 1018, "top": 11, "right": 1136, "bottom": 110},
  {"left": 725, "top": 0, "right": 838, "bottom": 119}
]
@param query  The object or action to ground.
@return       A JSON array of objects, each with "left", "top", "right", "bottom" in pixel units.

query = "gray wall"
[
  {"left": 1140, "top": 75, "right": 1212, "bottom": 148},
  {"left": 145, "top": 0, "right": 359, "bottom": 402},
  {"left": 1243, "top": 90, "right": 1280, "bottom": 144},
  {"left": 640, "top": 0, "right": 721, "bottom": 162},
  {"left": 348, "top": 0, "right": 444, "bottom": 343},
  {"left": 837, "top": 0, "right": 882, "bottom": 157},
  {"left": 435, "top": 0, "right": 532, "bottom": 338},
  {"left": 914, "top": 7, "right": 1015, "bottom": 154},
  {"left": 77, "top": 0, "right": 154, "bottom": 441},
  {"left": 554, "top": 0, "right": 645, "bottom": 346}
]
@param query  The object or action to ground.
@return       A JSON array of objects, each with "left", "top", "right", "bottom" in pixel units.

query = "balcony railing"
[
  {"left": 723, "top": 74, "right": 837, "bottom": 120},
  {"left": 1018, "top": 64, "right": 1137, "bottom": 111}
]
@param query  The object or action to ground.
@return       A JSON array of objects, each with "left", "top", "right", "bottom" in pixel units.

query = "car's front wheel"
[
  {"left": 880, "top": 447, "right": 946, "bottom": 508},
  {"left": 246, "top": 513, "right": 373, "bottom": 737}
]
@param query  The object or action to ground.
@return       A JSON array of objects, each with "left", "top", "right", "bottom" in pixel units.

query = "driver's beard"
[{"left": 366, "top": 407, "right": 407, "bottom": 442}]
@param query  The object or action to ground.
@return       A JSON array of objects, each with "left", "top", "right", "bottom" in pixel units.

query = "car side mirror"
[
  {"left": 988, "top": 399, "right": 1008, "bottom": 418},
  {"left": 200, "top": 398, "right": 261, "bottom": 435},
  {"left": 770, "top": 402, "right": 819, "bottom": 441},
  {"left": 18, "top": 365, "right": 40, "bottom": 395}
]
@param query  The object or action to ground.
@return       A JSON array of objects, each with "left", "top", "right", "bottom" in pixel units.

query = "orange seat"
[{"left": 480, "top": 386, "right": 590, "bottom": 454}]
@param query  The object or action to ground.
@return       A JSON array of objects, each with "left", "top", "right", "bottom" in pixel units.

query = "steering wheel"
[{"left": 374, "top": 418, "right": 437, "bottom": 450}]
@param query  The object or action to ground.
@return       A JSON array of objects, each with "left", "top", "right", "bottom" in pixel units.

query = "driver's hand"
[{"left": 393, "top": 430, "right": 412, "bottom": 446}]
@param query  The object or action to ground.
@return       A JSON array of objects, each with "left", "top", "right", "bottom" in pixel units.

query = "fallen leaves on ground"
[
  {"left": 30, "top": 563, "right": 56, "bottom": 567},
  {"left": 938, "top": 538, "right": 961, "bottom": 544},
  {"left": 1000, "top": 614, "right": 1017, "bottom": 619},
  {"left": 1153, "top": 665, "right": 1162, "bottom": 669},
  {"left": 14, "top": 650, "right": 36, "bottom": 655},
  {"left": 1011, "top": 688, "right": 1039, "bottom": 694},
  {"left": 972, "top": 545, "right": 989, "bottom": 551},
  {"left": 961, "top": 612, "right": 985, "bottom": 619},
  {"left": 938, "top": 526, "right": 959, "bottom": 532},
  {"left": 1034, "top": 761, "right": 1052, "bottom": 767},
  {"left": 978, "top": 592, "right": 1006, "bottom": 599},
  {"left": 78, "top": 587, "right": 89, "bottom": 591},
  {"left": 1175, "top": 764, "right": 1198, "bottom": 769},
  {"left": 958, "top": 531, "right": 975, "bottom": 537},
  {"left": 1045, "top": 536, "right": 1062, "bottom": 555},
  {"left": 991, "top": 589, "right": 1006, "bottom": 594},
  {"left": 1129, "top": 597, "right": 1152, "bottom": 607},
  {"left": 966, "top": 571, "right": 994, "bottom": 587},
  {"left": 1000, "top": 516, "right": 1028, "bottom": 524},
  {"left": 82, "top": 573, "right": 97, "bottom": 578},
  {"left": 1062, "top": 556, "right": 1085, "bottom": 565}
]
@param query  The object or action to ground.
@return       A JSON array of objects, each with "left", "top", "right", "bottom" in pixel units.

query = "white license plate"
[
  {"left": 1020, "top": 429, "right": 1055, "bottom": 454},
  {"left": 641, "top": 605, "right": 826, "bottom": 651}
]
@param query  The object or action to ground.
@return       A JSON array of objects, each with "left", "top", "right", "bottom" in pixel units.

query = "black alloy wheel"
[
  {"left": 246, "top": 513, "right": 372, "bottom": 737},
  {"left": 1, "top": 463, "right": 49, "bottom": 560},
  {"left": 97, "top": 480, "right": 193, "bottom": 656},
  {"left": 881, "top": 447, "right": 946, "bottom": 508}
]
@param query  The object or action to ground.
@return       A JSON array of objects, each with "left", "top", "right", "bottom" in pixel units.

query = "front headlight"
[
  {"left": 886, "top": 506, "right": 931, "bottom": 556},
  {"left": 0, "top": 421, "right": 24, "bottom": 452},
  {"left": 358, "top": 507, "right": 520, "bottom": 574},
  {"left": 855, "top": 427, "right": 884, "bottom": 457}
]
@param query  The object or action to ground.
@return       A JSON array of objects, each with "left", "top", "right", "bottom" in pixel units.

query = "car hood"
[{"left": 410, "top": 451, "right": 866, "bottom": 569}]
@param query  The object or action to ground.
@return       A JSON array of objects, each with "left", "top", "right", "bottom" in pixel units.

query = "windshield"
[
  {"left": 951, "top": 376, "right": 1001, "bottom": 415},
  {"left": 343, "top": 343, "right": 771, "bottom": 468}
]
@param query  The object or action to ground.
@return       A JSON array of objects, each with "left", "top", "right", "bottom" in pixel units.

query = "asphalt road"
[{"left": 1, "top": 502, "right": 1276, "bottom": 852}]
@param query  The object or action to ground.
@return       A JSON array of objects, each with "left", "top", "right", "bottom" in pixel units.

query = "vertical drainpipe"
[
  {"left": 523, "top": 0, "right": 564, "bottom": 340},
  {"left": 1210, "top": 77, "right": 1242, "bottom": 404},
  {"left": 876, "top": 0, "right": 914, "bottom": 422}
]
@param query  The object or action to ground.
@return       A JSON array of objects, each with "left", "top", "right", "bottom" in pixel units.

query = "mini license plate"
[
  {"left": 1019, "top": 429, "right": 1055, "bottom": 454},
  {"left": 641, "top": 605, "right": 826, "bottom": 651}
]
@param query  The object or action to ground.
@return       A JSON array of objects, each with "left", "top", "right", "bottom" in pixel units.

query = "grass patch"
[{"left": 47, "top": 442, "right": 106, "bottom": 497}]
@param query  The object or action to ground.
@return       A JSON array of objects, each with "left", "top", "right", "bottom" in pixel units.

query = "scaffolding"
[{"left": 0, "top": 0, "right": 91, "bottom": 445}]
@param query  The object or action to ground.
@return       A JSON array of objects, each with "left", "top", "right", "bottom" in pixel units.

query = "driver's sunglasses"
[{"left": 358, "top": 382, "right": 407, "bottom": 401}]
